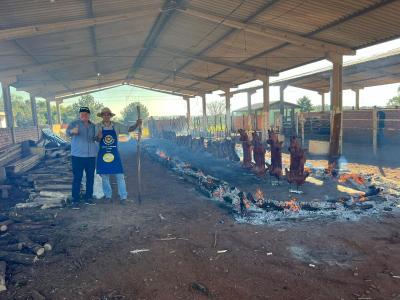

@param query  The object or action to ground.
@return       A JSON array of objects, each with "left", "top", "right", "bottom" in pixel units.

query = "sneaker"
[
  {"left": 71, "top": 202, "right": 80, "bottom": 210},
  {"left": 120, "top": 198, "right": 127, "bottom": 205},
  {"left": 85, "top": 198, "right": 95, "bottom": 205}
]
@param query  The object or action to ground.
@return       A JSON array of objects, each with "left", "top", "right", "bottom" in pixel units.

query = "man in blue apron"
[{"left": 96, "top": 107, "right": 141, "bottom": 203}]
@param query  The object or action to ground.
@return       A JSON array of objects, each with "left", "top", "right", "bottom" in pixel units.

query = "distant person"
[
  {"left": 96, "top": 107, "right": 142, "bottom": 203},
  {"left": 66, "top": 107, "right": 98, "bottom": 208}
]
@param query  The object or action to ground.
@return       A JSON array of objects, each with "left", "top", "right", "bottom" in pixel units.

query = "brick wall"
[{"left": 0, "top": 126, "right": 43, "bottom": 149}]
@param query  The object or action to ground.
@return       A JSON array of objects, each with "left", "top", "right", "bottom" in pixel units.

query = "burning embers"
[
  {"left": 148, "top": 144, "right": 399, "bottom": 224},
  {"left": 284, "top": 197, "right": 300, "bottom": 212}
]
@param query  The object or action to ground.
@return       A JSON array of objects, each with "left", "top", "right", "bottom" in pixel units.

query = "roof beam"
[
  {"left": 126, "top": 0, "right": 183, "bottom": 79},
  {"left": 86, "top": 0, "right": 101, "bottom": 76},
  {"left": 142, "top": 66, "right": 231, "bottom": 87},
  {"left": 157, "top": 47, "right": 277, "bottom": 76},
  {"left": 177, "top": 8, "right": 355, "bottom": 56},
  {"left": 55, "top": 80, "right": 123, "bottom": 99},
  {"left": 0, "top": 7, "right": 159, "bottom": 41},
  {"left": 126, "top": 83, "right": 195, "bottom": 97},
  {"left": 131, "top": 77, "right": 207, "bottom": 95},
  {"left": 13, "top": 40, "right": 71, "bottom": 92},
  {"left": 1, "top": 45, "right": 142, "bottom": 80}
]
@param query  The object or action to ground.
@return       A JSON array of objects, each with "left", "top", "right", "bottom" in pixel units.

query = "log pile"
[
  {"left": 0, "top": 144, "right": 22, "bottom": 168},
  {"left": 14, "top": 148, "right": 71, "bottom": 210},
  {"left": 5, "top": 154, "right": 42, "bottom": 177}
]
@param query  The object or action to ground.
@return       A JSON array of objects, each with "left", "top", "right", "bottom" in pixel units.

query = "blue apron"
[{"left": 97, "top": 126, "right": 124, "bottom": 174}]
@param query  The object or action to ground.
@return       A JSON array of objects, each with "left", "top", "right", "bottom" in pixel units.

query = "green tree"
[
  {"left": 121, "top": 102, "right": 149, "bottom": 125},
  {"left": 297, "top": 96, "right": 314, "bottom": 112},
  {"left": 387, "top": 86, "right": 400, "bottom": 107},
  {"left": 206, "top": 100, "right": 225, "bottom": 116},
  {"left": 71, "top": 94, "right": 104, "bottom": 123}
]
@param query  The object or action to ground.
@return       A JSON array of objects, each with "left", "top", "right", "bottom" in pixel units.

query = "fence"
[{"left": 0, "top": 126, "right": 45, "bottom": 149}]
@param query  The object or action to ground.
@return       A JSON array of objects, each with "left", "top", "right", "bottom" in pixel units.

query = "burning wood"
[
  {"left": 254, "top": 188, "right": 265, "bottom": 207},
  {"left": 266, "top": 129, "right": 283, "bottom": 181},
  {"left": 284, "top": 197, "right": 300, "bottom": 212},
  {"left": 338, "top": 173, "right": 365, "bottom": 185}
]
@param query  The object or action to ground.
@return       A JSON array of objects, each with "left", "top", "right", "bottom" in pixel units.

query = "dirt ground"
[{"left": 2, "top": 140, "right": 400, "bottom": 300}]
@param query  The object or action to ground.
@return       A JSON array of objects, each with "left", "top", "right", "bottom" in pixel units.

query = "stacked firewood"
[{"left": 14, "top": 148, "right": 71, "bottom": 209}]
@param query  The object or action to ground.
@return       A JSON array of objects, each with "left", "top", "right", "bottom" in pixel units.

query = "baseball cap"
[{"left": 79, "top": 106, "right": 91, "bottom": 114}]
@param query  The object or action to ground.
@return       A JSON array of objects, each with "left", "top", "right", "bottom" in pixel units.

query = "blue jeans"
[
  {"left": 100, "top": 174, "right": 128, "bottom": 200},
  {"left": 71, "top": 156, "right": 96, "bottom": 202}
]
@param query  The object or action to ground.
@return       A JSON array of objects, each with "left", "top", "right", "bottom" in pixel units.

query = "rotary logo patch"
[
  {"left": 103, "top": 153, "right": 115, "bottom": 163},
  {"left": 104, "top": 135, "right": 114, "bottom": 145}
]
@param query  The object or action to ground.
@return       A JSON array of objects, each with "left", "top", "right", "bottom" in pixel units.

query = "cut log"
[
  {"left": 17, "top": 235, "right": 45, "bottom": 256},
  {"left": 5, "top": 154, "right": 42, "bottom": 176},
  {"left": 9, "top": 223, "right": 48, "bottom": 231},
  {"left": 15, "top": 202, "right": 43, "bottom": 209},
  {"left": 0, "top": 261, "right": 6, "bottom": 292},
  {"left": 1, "top": 243, "right": 24, "bottom": 252},
  {"left": 34, "top": 184, "right": 71, "bottom": 191},
  {"left": 43, "top": 243, "right": 52, "bottom": 251},
  {"left": 0, "top": 251, "right": 35, "bottom": 265},
  {"left": 0, "top": 220, "right": 13, "bottom": 233},
  {"left": 38, "top": 191, "right": 69, "bottom": 198},
  {"left": 0, "top": 144, "right": 22, "bottom": 167}
]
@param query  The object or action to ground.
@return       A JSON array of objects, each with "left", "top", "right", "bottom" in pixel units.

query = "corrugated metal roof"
[{"left": 0, "top": 0, "right": 398, "bottom": 98}]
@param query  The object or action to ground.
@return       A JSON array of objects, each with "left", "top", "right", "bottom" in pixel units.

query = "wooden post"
[
  {"left": 224, "top": 88, "right": 231, "bottom": 138},
  {"left": 30, "top": 95, "right": 38, "bottom": 126},
  {"left": 328, "top": 53, "right": 343, "bottom": 162},
  {"left": 372, "top": 107, "right": 377, "bottom": 155},
  {"left": 299, "top": 112, "right": 305, "bottom": 147},
  {"left": 247, "top": 91, "right": 253, "bottom": 130},
  {"left": 2, "top": 84, "right": 14, "bottom": 129},
  {"left": 353, "top": 88, "right": 360, "bottom": 110},
  {"left": 184, "top": 97, "right": 190, "bottom": 134},
  {"left": 279, "top": 85, "right": 286, "bottom": 117},
  {"left": 55, "top": 100, "right": 62, "bottom": 125},
  {"left": 46, "top": 99, "right": 53, "bottom": 128},
  {"left": 201, "top": 94, "right": 207, "bottom": 134},
  {"left": 320, "top": 92, "right": 325, "bottom": 112},
  {"left": 262, "top": 77, "right": 270, "bottom": 141},
  {"left": 1, "top": 83, "right": 16, "bottom": 143}
]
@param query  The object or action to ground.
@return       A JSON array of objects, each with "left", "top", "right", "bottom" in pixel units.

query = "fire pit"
[{"left": 144, "top": 143, "right": 400, "bottom": 225}]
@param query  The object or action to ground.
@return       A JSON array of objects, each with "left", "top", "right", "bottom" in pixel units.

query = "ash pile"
[{"left": 144, "top": 145, "right": 400, "bottom": 225}]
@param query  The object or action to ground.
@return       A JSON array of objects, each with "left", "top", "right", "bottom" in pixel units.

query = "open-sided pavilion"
[{"left": 1, "top": 0, "right": 400, "bottom": 161}]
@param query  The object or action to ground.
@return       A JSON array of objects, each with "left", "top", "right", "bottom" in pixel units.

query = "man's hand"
[
  {"left": 97, "top": 128, "right": 103, "bottom": 141},
  {"left": 70, "top": 125, "right": 79, "bottom": 135},
  {"left": 128, "top": 119, "right": 142, "bottom": 132}
]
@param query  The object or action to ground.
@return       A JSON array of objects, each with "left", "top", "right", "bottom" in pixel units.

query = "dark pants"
[{"left": 71, "top": 156, "right": 96, "bottom": 202}]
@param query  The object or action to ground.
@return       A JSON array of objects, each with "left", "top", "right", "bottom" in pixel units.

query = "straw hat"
[{"left": 97, "top": 107, "right": 115, "bottom": 117}]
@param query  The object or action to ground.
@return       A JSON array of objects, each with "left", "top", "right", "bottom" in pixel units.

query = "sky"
[{"left": 60, "top": 38, "right": 400, "bottom": 118}]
